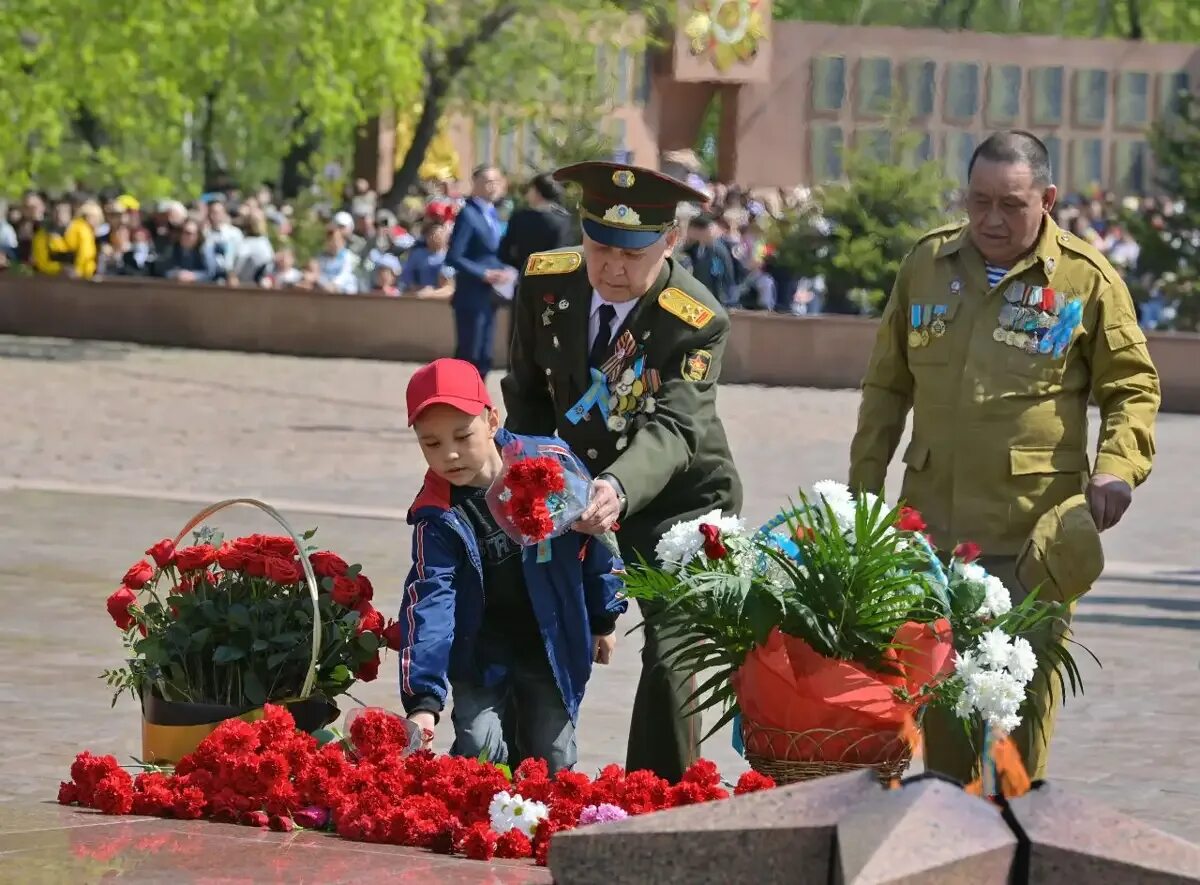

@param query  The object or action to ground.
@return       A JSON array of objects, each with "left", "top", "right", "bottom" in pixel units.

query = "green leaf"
[
  {"left": 212, "top": 645, "right": 246, "bottom": 664},
  {"left": 190, "top": 627, "right": 212, "bottom": 648},
  {"left": 251, "top": 639, "right": 269, "bottom": 653},
  {"left": 243, "top": 670, "right": 267, "bottom": 705},
  {"left": 228, "top": 604, "right": 251, "bottom": 628},
  {"left": 357, "top": 631, "right": 380, "bottom": 653},
  {"left": 267, "top": 650, "right": 293, "bottom": 669},
  {"left": 270, "top": 632, "right": 303, "bottom": 646},
  {"left": 302, "top": 528, "right": 318, "bottom": 540}
]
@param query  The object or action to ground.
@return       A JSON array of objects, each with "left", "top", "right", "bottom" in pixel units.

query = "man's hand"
[
  {"left": 592, "top": 633, "right": 616, "bottom": 665},
  {"left": 1087, "top": 473, "right": 1133, "bottom": 531},
  {"left": 407, "top": 711, "right": 437, "bottom": 748},
  {"left": 573, "top": 479, "right": 621, "bottom": 535}
]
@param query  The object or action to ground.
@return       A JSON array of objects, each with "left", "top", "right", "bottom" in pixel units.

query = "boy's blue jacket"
[{"left": 397, "top": 429, "right": 627, "bottom": 722}]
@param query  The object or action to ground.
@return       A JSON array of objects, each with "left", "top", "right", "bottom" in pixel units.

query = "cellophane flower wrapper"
[{"left": 485, "top": 442, "right": 594, "bottom": 547}]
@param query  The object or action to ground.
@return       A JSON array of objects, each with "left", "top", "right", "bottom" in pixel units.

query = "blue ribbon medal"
[{"left": 566, "top": 367, "right": 612, "bottom": 425}]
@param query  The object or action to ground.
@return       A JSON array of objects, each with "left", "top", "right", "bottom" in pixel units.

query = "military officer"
[
  {"left": 501, "top": 161, "right": 743, "bottom": 782},
  {"left": 849, "top": 130, "right": 1160, "bottom": 782}
]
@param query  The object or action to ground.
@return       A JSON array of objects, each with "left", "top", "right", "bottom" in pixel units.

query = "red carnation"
[
  {"left": 698, "top": 524, "right": 727, "bottom": 560},
  {"left": 355, "top": 653, "right": 380, "bottom": 682},
  {"left": 495, "top": 828, "right": 533, "bottom": 859},
  {"left": 461, "top": 823, "right": 498, "bottom": 861},
  {"left": 105, "top": 586, "right": 137, "bottom": 630},
  {"left": 242, "top": 810, "right": 270, "bottom": 828},
  {"left": 309, "top": 551, "right": 349, "bottom": 580},
  {"left": 896, "top": 506, "right": 927, "bottom": 533},
  {"left": 57, "top": 781, "right": 80, "bottom": 805},
  {"left": 92, "top": 771, "right": 135, "bottom": 815},
  {"left": 264, "top": 556, "right": 303, "bottom": 585},
  {"left": 532, "top": 819, "right": 559, "bottom": 867},
  {"left": 734, "top": 769, "right": 776, "bottom": 795},
  {"left": 145, "top": 539, "right": 176, "bottom": 568},
  {"left": 953, "top": 541, "right": 982, "bottom": 563},
  {"left": 381, "top": 619, "right": 403, "bottom": 652},
  {"left": 331, "top": 576, "right": 360, "bottom": 607},
  {"left": 174, "top": 544, "right": 218, "bottom": 572},
  {"left": 122, "top": 560, "right": 155, "bottom": 590}
]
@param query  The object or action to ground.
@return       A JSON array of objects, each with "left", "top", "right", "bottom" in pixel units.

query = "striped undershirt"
[{"left": 985, "top": 263, "right": 1009, "bottom": 289}]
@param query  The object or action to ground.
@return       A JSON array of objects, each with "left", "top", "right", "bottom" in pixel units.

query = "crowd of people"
[{"left": 0, "top": 170, "right": 1188, "bottom": 329}]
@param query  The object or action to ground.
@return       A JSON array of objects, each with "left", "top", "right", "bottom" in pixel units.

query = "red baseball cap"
[{"left": 406, "top": 358, "right": 493, "bottom": 425}]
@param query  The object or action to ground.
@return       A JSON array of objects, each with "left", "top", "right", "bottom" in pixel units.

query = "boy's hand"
[
  {"left": 407, "top": 711, "right": 437, "bottom": 748},
  {"left": 592, "top": 633, "right": 616, "bottom": 665}
]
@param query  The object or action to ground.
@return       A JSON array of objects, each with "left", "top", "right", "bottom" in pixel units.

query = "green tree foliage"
[
  {"left": 770, "top": 129, "right": 955, "bottom": 314},
  {"left": 0, "top": 0, "right": 426, "bottom": 197},
  {"left": 773, "top": 0, "right": 1200, "bottom": 41},
  {"left": 1124, "top": 91, "right": 1200, "bottom": 330}
]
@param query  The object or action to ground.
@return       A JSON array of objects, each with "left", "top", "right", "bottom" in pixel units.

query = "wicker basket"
[{"left": 741, "top": 718, "right": 913, "bottom": 786}]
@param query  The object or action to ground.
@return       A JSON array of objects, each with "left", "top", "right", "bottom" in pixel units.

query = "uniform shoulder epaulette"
[
  {"left": 1054, "top": 230, "right": 1120, "bottom": 284},
  {"left": 658, "top": 287, "right": 715, "bottom": 329},
  {"left": 525, "top": 249, "right": 582, "bottom": 276},
  {"left": 914, "top": 220, "right": 967, "bottom": 246}
]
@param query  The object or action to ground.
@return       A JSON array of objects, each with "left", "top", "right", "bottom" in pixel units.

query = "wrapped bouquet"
[{"left": 622, "top": 481, "right": 1086, "bottom": 783}]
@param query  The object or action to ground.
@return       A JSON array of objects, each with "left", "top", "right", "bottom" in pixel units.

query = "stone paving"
[{"left": 0, "top": 335, "right": 1196, "bottom": 845}]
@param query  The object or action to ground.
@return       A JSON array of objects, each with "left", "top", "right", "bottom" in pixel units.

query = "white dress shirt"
[{"left": 588, "top": 290, "right": 640, "bottom": 348}]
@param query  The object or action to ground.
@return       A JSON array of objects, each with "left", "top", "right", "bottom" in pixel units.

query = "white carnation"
[
  {"left": 654, "top": 509, "right": 746, "bottom": 572},
  {"left": 953, "top": 559, "right": 988, "bottom": 584}
]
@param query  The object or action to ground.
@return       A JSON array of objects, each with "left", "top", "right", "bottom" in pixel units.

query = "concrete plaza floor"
[{"left": 0, "top": 336, "right": 1196, "bottom": 847}]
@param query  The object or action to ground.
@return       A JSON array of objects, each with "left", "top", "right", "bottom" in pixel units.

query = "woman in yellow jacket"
[{"left": 31, "top": 200, "right": 100, "bottom": 278}]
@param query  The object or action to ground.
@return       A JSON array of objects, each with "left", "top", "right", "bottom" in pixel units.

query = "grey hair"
[{"left": 968, "top": 130, "right": 1054, "bottom": 187}]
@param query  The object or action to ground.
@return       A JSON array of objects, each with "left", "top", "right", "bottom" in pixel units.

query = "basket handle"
[{"left": 172, "top": 498, "right": 322, "bottom": 699}]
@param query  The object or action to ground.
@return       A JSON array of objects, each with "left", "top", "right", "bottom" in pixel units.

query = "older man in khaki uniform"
[{"left": 849, "top": 130, "right": 1160, "bottom": 782}]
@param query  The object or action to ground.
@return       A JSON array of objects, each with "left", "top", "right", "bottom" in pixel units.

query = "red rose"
[
  {"left": 243, "top": 554, "right": 269, "bottom": 578},
  {"left": 355, "top": 602, "right": 385, "bottom": 637},
  {"left": 122, "top": 560, "right": 155, "bottom": 590},
  {"left": 264, "top": 557, "right": 303, "bottom": 585},
  {"left": 331, "top": 576, "right": 360, "bottom": 608},
  {"left": 382, "top": 619, "right": 403, "bottom": 652},
  {"left": 953, "top": 541, "right": 982, "bottom": 563},
  {"left": 896, "top": 506, "right": 927, "bottom": 533},
  {"left": 217, "top": 541, "right": 247, "bottom": 571},
  {"left": 145, "top": 539, "right": 176, "bottom": 568},
  {"left": 174, "top": 544, "right": 218, "bottom": 572},
  {"left": 355, "top": 653, "right": 380, "bottom": 682},
  {"left": 355, "top": 574, "right": 374, "bottom": 602},
  {"left": 309, "top": 551, "right": 349, "bottom": 580},
  {"left": 106, "top": 586, "right": 137, "bottom": 630},
  {"left": 698, "top": 523, "right": 728, "bottom": 560}
]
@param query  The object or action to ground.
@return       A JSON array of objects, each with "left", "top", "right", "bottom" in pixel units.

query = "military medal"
[
  {"left": 542, "top": 308, "right": 554, "bottom": 326},
  {"left": 950, "top": 279, "right": 962, "bottom": 295},
  {"left": 1004, "top": 281, "right": 1026, "bottom": 304},
  {"left": 552, "top": 335, "right": 560, "bottom": 349},
  {"left": 557, "top": 299, "right": 569, "bottom": 310},
  {"left": 930, "top": 305, "right": 947, "bottom": 337},
  {"left": 993, "top": 327, "right": 1007, "bottom": 342},
  {"left": 918, "top": 304, "right": 932, "bottom": 345},
  {"left": 908, "top": 305, "right": 924, "bottom": 348}
]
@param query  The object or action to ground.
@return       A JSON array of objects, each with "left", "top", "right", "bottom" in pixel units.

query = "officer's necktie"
[{"left": 589, "top": 304, "right": 617, "bottom": 368}]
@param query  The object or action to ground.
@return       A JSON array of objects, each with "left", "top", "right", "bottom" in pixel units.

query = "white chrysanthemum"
[
  {"left": 812, "top": 480, "right": 853, "bottom": 511},
  {"left": 488, "top": 790, "right": 516, "bottom": 834},
  {"left": 962, "top": 669, "right": 1026, "bottom": 733},
  {"left": 654, "top": 510, "right": 746, "bottom": 572},
  {"left": 1007, "top": 635, "right": 1037, "bottom": 683},
  {"left": 512, "top": 798, "right": 549, "bottom": 837},
  {"left": 977, "top": 575, "right": 1013, "bottom": 619},
  {"left": 976, "top": 628, "right": 1013, "bottom": 669},
  {"left": 488, "top": 791, "right": 548, "bottom": 837},
  {"left": 953, "top": 559, "right": 988, "bottom": 584},
  {"left": 954, "top": 648, "right": 981, "bottom": 681}
]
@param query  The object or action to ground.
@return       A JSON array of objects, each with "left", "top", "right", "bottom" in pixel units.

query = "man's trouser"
[
  {"left": 625, "top": 599, "right": 699, "bottom": 783},
  {"left": 921, "top": 556, "right": 1075, "bottom": 783}
]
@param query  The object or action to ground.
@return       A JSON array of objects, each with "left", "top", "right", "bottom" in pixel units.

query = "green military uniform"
[
  {"left": 501, "top": 161, "right": 743, "bottom": 782},
  {"left": 849, "top": 214, "right": 1160, "bottom": 781}
]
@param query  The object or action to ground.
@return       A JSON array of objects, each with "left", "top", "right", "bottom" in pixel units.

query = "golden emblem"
[
  {"left": 612, "top": 169, "right": 636, "bottom": 188},
  {"left": 993, "top": 327, "right": 1007, "bottom": 343},
  {"left": 930, "top": 318, "right": 947, "bottom": 337},
  {"left": 658, "top": 287, "right": 714, "bottom": 329},
  {"left": 602, "top": 204, "right": 642, "bottom": 227},
  {"left": 681, "top": 349, "right": 713, "bottom": 382},
  {"left": 525, "top": 250, "right": 582, "bottom": 276},
  {"left": 908, "top": 330, "right": 924, "bottom": 349}
]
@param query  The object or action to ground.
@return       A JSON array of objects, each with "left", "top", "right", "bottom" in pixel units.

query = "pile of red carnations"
[
  {"left": 59, "top": 705, "right": 775, "bottom": 867},
  {"left": 499, "top": 455, "right": 566, "bottom": 541}
]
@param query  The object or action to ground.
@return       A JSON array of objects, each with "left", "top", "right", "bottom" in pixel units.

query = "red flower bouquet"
[
  {"left": 102, "top": 498, "right": 396, "bottom": 763},
  {"left": 486, "top": 441, "right": 595, "bottom": 547}
]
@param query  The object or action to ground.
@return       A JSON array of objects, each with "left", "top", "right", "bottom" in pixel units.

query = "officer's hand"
[
  {"left": 1087, "top": 473, "right": 1133, "bottom": 532},
  {"left": 573, "top": 479, "right": 621, "bottom": 535},
  {"left": 592, "top": 633, "right": 616, "bottom": 665},
  {"left": 407, "top": 711, "right": 437, "bottom": 749}
]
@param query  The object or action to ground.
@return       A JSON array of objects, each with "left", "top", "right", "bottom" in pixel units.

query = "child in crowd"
[{"left": 399, "top": 359, "right": 625, "bottom": 773}]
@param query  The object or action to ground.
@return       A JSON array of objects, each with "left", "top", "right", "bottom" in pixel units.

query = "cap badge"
[
  {"left": 603, "top": 204, "right": 641, "bottom": 227},
  {"left": 612, "top": 169, "right": 636, "bottom": 188}
]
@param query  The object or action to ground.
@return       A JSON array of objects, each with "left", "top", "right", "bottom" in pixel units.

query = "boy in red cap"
[{"left": 398, "top": 358, "right": 626, "bottom": 773}]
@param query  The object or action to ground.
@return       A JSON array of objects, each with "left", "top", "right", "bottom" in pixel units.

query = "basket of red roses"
[{"left": 104, "top": 498, "right": 391, "bottom": 765}]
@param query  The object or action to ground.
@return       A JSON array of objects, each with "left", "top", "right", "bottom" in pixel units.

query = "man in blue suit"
[{"left": 446, "top": 165, "right": 515, "bottom": 377}]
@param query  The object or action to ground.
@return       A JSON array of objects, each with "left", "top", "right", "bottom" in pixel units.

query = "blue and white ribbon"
[
  {"left": 1039, "top": 298, "right": 1083, "bottom": 358},
  {"left": 566, "top": 367, "right": 612, "bottom": 425}
]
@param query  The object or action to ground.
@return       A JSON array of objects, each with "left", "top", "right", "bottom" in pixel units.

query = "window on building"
[
  {"left": 987, "top": 64, "right": 1022, "bottom": 125},
  {"left": 945, "top": 63, "right": 980, "bottom": 120},
  {"left": 1159, "top": 70, "right": 1189, "bottom": 119},
  {"left": 909, "top": 132, "right": 934, "bottom": 165},
  {"left": 902, "top": 59, "right": 936, "bottom": 117},
  {"left": 812, "top": 56, "right": 846, "bottom": 112},
  {"left": 1074, "top": 69, "right": 1109, "bottom": 127},
  {"left": 857, "top": 128, "right": 891, "bottom": 162},
  {"left": 474, "top": 116, "right": 494, "bottom": 165},
  {"left": 857, "top": 58, "right": 893, "bottom": 117},
  {"left": 1030, "top": 66, "right": 1064, "bottom": 125},
  {"left": 945, "top": 131, "right": 977, "bottom": 184},
  {"left": 1070, "top": 138, "right": 1105, "bottom": 192},
  {"left": 1113, "top": 141, "right": 1149, "bottom": 194},
  {"left": 1116, "top": 71, "right": 1150, "bottom": 129},
  {"left": 1043, "top": 135, "right": 1062, "bottom": 184},
  {"left": 810, "top": 125, "right": 844, "bottom": 180}
]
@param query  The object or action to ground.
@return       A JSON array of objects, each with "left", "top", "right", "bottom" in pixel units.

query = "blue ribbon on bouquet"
[
  {"left": 566, "top": 368, "right": 611, "bottom": 425},
  {"left": 1039, "top": 298, "right": 1083, "bottom": 358}
]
